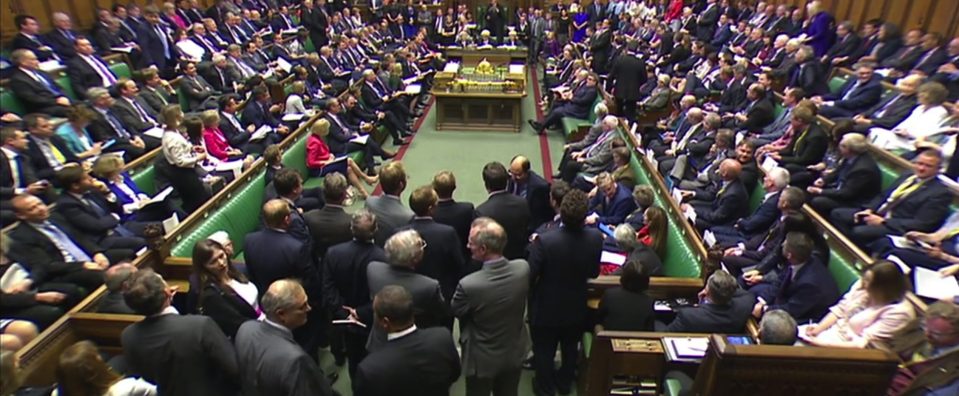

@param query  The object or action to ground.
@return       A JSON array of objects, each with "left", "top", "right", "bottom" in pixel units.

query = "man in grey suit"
[
  {"left": 367, "top": 230, "right": 448, "bottom": 351},
  {"left": 452, "top": 218, "right": 530, "bottom": 396},
  {"left": 235, "top": 279, "right": 334, "bottom": 396},
  {"left": 365, "top": 161, "right": 414, "bottom": 246}
]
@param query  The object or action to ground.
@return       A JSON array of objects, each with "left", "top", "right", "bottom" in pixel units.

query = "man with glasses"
[{"left": 890, "top": 301, "right": 959, "bottom": 395}]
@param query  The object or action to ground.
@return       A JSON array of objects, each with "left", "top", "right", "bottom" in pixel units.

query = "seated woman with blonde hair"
[
  {"left": 53, "top": 340, "right": 156, "bottom": 396},
  {"left": 802, "top": 260, "right": 916, "bottom": 348},
  {"left": 306, "top": 119, "right": 377, "bottom": 199}
]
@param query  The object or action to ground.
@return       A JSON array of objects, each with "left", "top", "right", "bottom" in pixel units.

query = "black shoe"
[
  {"left": 527, "top": 119, "right": 542, "bottom": 130},
  {"left": 393, "top": 138, "right": 410, "bottom": 146}
]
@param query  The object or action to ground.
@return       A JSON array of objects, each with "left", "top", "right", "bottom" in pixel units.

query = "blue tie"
[
  {"left": 41, "top": 222, "right": 92, "bottom": 262},
  {"left": 33, "top": 71, "right": 62, "bottom": 96},
  {"left": 105, "top": 112, "right": 131, "bottom": 138}
]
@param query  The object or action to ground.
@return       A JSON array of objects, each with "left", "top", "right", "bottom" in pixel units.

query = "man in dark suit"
[
  {"left": 83, "top": 87, "right": 147, "bottom": 162},
  {"left": 529, "top": 73, "right": 599, "bottom": 135},
  {"left": 136, "top": 68, "right": 178, "bottom": 114},
  {"left": 840, "top": 74, "right": 921, "bottom": 133},
  {"left": 730, "top": 84, "right": 775, "bottom": 133},
  {"left": 136, "top": 6, "right": 176, "bottom": 76},
  {"left": 686, "top": 159, "right": 749, "bottom": 231},
  {"left": 822, "top": 21, "right": 862, "bottom": 68},
  {"left": 97, "top": 263, "right": 136, "bottom": 314},
  {"left": 816, "top": 62, "right": 883, "bottom": 119},
  {"left": 23, "top": 114, "right": 80, "bottom": 183},
  {"left": 179, "top": 61, "right": 221, "bottom": 111},
  {"left": 476, "top": 162, "right": 531, "bottom": 260},
  {"left": 367, "top": 230, "right": 450, "bottom": 349},
  {"left": 54, "top": 165, "right": 145, "bottom": 252},
  {"left": 216, "top": 94, "right": 264, "bottom": 154},
  {"left": 507, "top": 156, "right": 552, "bottom": 233},
  {"left": 121, "top": 269, "right": 239, "bottom": 396},
  {"left": 354, "top": 286, "right": 461, "bottom": 396},
  {"left": 752, "top": 232, "right": 840, "bottom": 323},
  {"left": 365, "top": 162, "right": 415, "bottom": 246},
  {"left": 431, "top": 171, "right": 475, "bottom": 261},
  {"left": 321, "top": 209, "right": 386, "bottom": 377},
  {"left": 404, "top": 186, "right": 466, "bottom": 311},
  {"left": 696, "top": 0, "right": 720, "bottom": 42},
  {"left": 203, "top": 55, "right": 241, "bottom": 94},
  {"left": 45, "top": 12, "right": 83, "bottom": 59},
  {"left": 66, "top": 38, "right": 119, "bottom": 100},
  {"left": 831, "top": 149, "right": 954, "bottom": 248},
  {"left": 767, "top": 106, "right": 829, "bottom": 174},
  {"left": 111, "top": 80, "right": 161, "bottom": 147},
  {"left": 711, "top": 166, "right": 790, "bottom": 245},
  {"left": 589, "top": 19, "right": 613, "bottom": 75},
  {"left": 7, "top": 194, "right": 109, "bottom": 292},
  {"left": 807, "top": 134, "right": 882, "bottom": 217},
  {"left": 528, "top": 189, "right": 602, "bottom": 396},
  {"left": 244, "top": 199, "right": 320, "bottom": 298},
  {"left": 709, "top": 14, "right": 733, "bottom": 49},
  {"left": 666, "top": 270, "right": 756, "bottom": 333},
  {"left": 8, "top": 49, "right": 72, "bottom": 117},
  {"left": 1, "top": 128, "right": 52, "bottom": 222},
  {"left": 12, "top": 15, "right": 59, "bottom": 62},
  {"left": 242, "top": 86, "right": 290, "bottom": 133},
  {"left": 587, "top": 172, "right": 637, "bottom": 226},
  {"left": 789, "top": 46, "right": 830, "bottom": 96},
  {"left": 879, "top": 29, "right": 925, "bottom": 72},
  {"left": 452, "top": 219, "right": 530, "bottom": 395},
  {"left": 304, "top": 173, "right": 350, "bottom": 258},
  {"left": 608, "top": 40, "right": 647, "bottom": 122},
  {"left": 235, "top": 279, "right": 335, "bottom": 396},
  {"left": 911, "top": 33, "right": 949, "bottom": 76}
]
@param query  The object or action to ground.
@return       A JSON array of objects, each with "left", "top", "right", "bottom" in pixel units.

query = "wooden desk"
[
  {"left": 432, "top": 90, "right": 525, "bottom": 132},
  {"left": 443, "top": 47, "right": 528, "bottom": 65}
]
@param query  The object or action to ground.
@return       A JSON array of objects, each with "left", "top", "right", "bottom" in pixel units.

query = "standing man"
[
  {"left": 406, "top": 185, "right": 466, "bottom": 311},
  {"left": 452, "top": 218, "right": 531, "bottom": 396},
  {"left": 529, "top": 9, "right": 546, "bottom": 65},
  {"left": 608, "top": 40, "right": 647, "bottom": 122},
  {"left": 527, "top": 190, "right": 602, "bottom": 396},
  {"left": 366, "top": 162, "right": 415, "bottom": 246},
  {"left": 507, "top": 155, "right": 552, "bottom": 234},
  {"left": 476, "top": 162, "right": 531, "bottom": 260},
  {"left": 235, "top": 279, "right": 334, "bottom": 396},
  {"left": 485, "top": 0, "right": 505, "bottom": 43}
]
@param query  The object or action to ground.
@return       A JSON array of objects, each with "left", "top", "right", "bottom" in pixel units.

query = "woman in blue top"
[
  {"left": 55, "top": 104, "right": 102, "bottom": 160},
  {"left": 571, "top": 3, "right": 589, "bottom": 43},
  {"left": 91, "top": 154, "right": 181, "bottom": 225}
]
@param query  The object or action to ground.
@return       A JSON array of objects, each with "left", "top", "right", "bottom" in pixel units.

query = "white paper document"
[
  {"left": 176, "top": 40, "right": 206, "bottom": 61},
  {"left": 39, "top": 60, "right": 62, "bottom": 72},
  {"left": 600, "top": 251, "right": 627, "bottom": 266},
  {"left": 349, "top": 134, "right": 369, "bottom": 145},
  {"left": 148, "top": 186, "right": 174, "bottom": 204},
  {"left": 914, "top": 266, "right": 959, "bottom": 300},
  {"left": 404, "top": 84, "right": 422, "bottom": 95},
  {"left": 282, "top": 113, "right": 305, "bottom": 122},
  {"left": 162, "top": 213, "right": 180, "bottom": 235},
  {"left": 111, "top": 46, "right": 135, "bottom": 53},
  {"left": 703, "top": 230, "right": 717, "bottom": 247},
  {"left": 250, "top": 125, "right": 273, "bottom": 141},
  {"left": 215, "top": 160, "right": 245, "bottom": 179},
  {"left": 508, "top": 64, "right": 525, "bottom": 75},
  {"left": 276, "top": 57, "right": 293, "bottom": 73},
  {"left": 663, "top": 337, "right": 709, "bottom": 362},
  {"left": 761, "top": 156, "right": 779, "bottom": 171},
  {"left": 887, "top": 255, "right": 912, "bottom": 275},
  {"left": 684, "top": 205, "right": 697, "bottom": 222},
  {"left": 672, "top": 188, "right": 684, "bottom": 204},
  {"left": 143, "top": 127, "right": 165, "bottom": 140}
]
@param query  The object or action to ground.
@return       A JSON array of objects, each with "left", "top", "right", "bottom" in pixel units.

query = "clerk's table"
[{"left": 432, "top": 48, "right": 528, "bottom": 133}]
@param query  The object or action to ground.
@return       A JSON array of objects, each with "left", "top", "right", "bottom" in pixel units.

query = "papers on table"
[
  {"left": 476, "top": 44, "right": 494, "bottom": 50},
  {"left": 349, "top": 134, "right": 370, "bottom": 145},
  {"left": 683, "top": 205, "right": 697, "bottom": 222},
  {"left": 663, "top": 337, "right": 709, "bottom": 362},
  {"left": 914, "top": 266, "right": 959, "bottom": 300},
  {"left": 111, "top": 46, "right": 135, "bottom": 53},
  {"left": 38, "top": 60, "right": 62, "bottom": 72},
  {"left": 761, "top": 156, "right": 779, "bottom": 172},
  {"left": 250, "top": 125, "right": 273, "bottom": 141},
  {"left": 671, "top": 188, "right": 684, "bottom": 204},
  {"left": 143, "top": 127, "right": 165, "bottom": 140},
  {"left": 404, "top": 84, "right": 422, "bottom": 95},
  {"left": 508, "top": 64, "right": 525, "bottom": 75},
  {"left": 443, "top": 62, "right": 461, "bottom": 73},
  {"left": 797, "top": 324, "right": 816, "bottom": 343},
  {"left": 162, "top": 213, "right": 180, "bottom": 235},
  {"left": 645, "top": 149, "right": 658, "bottom": 169},
  {"left": 600, "top": 250, "right": 627, "bottom": 266},
  {"left": 276, "top": 57, "right": 293, "bottom": 73}
]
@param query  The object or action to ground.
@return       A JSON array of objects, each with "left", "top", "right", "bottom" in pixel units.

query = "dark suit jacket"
[
  {"left": 769, "top": 258, "right": 840, "bottom": 323},
  {"left": 597, "top": 288, "right": 654, "bottom": 331},
  {"left": 740, "top": 97, "right": 775, "bottom": 132},
  {"left": 44, "top": 30, "right": 79, "bottom": 58},
  {"left": 717, "top": 78, "right": 748, "bottom": 114},
  {"left": 696, "top": 179, "right": 749, "bottom": 226},
  {"left": 405, "top": 218, "right": 466, "bottom": 302},
  {"left": 0, "top": 149, "right": 38, "bottom": 202},
  {"left": 54, "top": 192, "right": 123, "bottom": 240},
  {"left": 122, "top": 314, "right": 239, "bottom": 396},
  {"left": 6, "top": 218, "right": 103, "bottom": 284},
  {"left": 203, "top": 65, "right": 239, "bottom": 94},
  {"left": 112, "top": 96, "right": 157, "bottom": 133},
  {"left": 863, "top": 93, "right": 919, "bottom": 129},
  {"left": 138, "top": 87, "right": 178, "bottom": 114},
  {"left": 476, "top": 192, "right": 531, "bottom": 260},
  {"left": 25, "top": 136, "right": 79, "bottom": 181},
  {"left": 321, "top": 240, "right": 386, "bottom": 321},
  {"left": 825, "top": 33, "right": 862, "bottom": 63},
  {"left": 12, "top": 33, "right": 57, "bottom": 61},
  {"left": 527, "top": 226, "right": 602, "bottom": 327},
  {"left": 881, "top": 45, "right": 924, "bottom": 71},
  {"left": 566, "top": 85, "right": 599, "bottom": 119},
  {"left": 820, "top": 154, "right": 882, "bottom": 207},
  {"left": 180, "top": 75, "right": 218, "bottom": 111},
  {"left": 507, "top": 171, "right": 552, "bottom": 233},
  {"left": 432, "top": 199, "right": 474, "bottom": 260},
  {"left": 304, "top": 205, "right": 352, "bottom": 258},
  {"left": 235, "top": 320, "right": 334, "bottom": 396},
  {"left": 8, "top": 68, "right": 65, "bottom": 114},
  {"left": 196, "top": 281, "right": 258, "bottom": 339},
  {"left": 66, "top": 55, "right": 115, "bottom": 99},
  {"left": 91, "top": 25, "right": 127, "bottom": 55},
  {"left": 136, "top": 24, "right": 174, "bottom": 70},
  {"left": 912, "top": 48, "right": 949, "bottom": 75},
  {"left": 824, "top": 75, "right": 883, "bottom": 113},
  {"left": 97, "top": 291, "right": 134, "bottom": 314},
  {"left": 354, "top": 327, "right": 460, "bottom": 396},
  {"left": 242, "top": 100, "right": 281, "bottom": 129},
  {"left": 779, "top": 122, "right": 829, "bottom": 167},
  {"left": 790, "top": 60, "right": 829, "bottom": 96},
  {"left": 868, "top": 175, "right": 954, "bottom": 233},
  {"left": 665, "top": 289, "right": 756, "bottom": 333},
  {"left": 736, "top": 191, "right": 781, "bottom": 238},
  {"left": 244, "top": 228, "right": 321, "bottom": 298},
  {"left": 218, "top": 111, "right": 253, "bottom": 148},
  {"left": 588, "top": 183, "right": 638, "bottom": 225},
  {"left": 609, "top": 53, "right": 647, "bottom": 101},
  {"left": 367, "top": 261, "right": 448, "bottom": 330}
]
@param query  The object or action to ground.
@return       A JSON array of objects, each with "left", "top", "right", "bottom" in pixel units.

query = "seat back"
[
  {"left": 110, "top": 62, "right": 132, "bottom": 80},
  {"left": 692, "top": 334, "right": 899, "bottom": 396},
  {"left": 827, "top": 76, "right": 847, "bottom": 96},
  {"left": 129, "top": 166, "right": 157, "bottom": 196},
  {"left": 55, "top": 75, "right": 77, "bottom": 100},
  {"left": 1, "top": 89, "right": 26, "bottom": 115},
  {"left": 827, "top": 248, "right": 861, "bottom": 294},
  {"left": 748, "top": 182, "right": 766, "bottom": 213}
]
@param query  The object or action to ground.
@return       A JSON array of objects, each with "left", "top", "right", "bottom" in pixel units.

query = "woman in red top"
[
  {"left": 201, "top": 110, "right": 244, "bottom": 161},
  {"left": 307, "top": 119, "right": 378, "bottom": 199},
  {"left": 637, "top": 206, "right": 668, "bottom": 259}
]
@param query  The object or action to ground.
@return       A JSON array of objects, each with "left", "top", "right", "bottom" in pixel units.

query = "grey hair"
[
  {"left": 471, "top": 220, "right": 507, "bottom": 255},
  {"left": 706, "top": 270, "right": 738, "bottom": 305},
  {"left": 350, "top": 209, "right": 377, "bottom": 242},
  {"left": 260, "top": 279, "right": 305, "bottom": 318},
  {"left": 840, "top": 133, "right": 869, "bottom": 154},
  {"left": 704, "top": 113, "right": 722, "bottom": 129},
  {"left": 87, "top": 87, "right": 110, "bottom": 100},
  {"left": 385, "top": 230, "right": 424, "bottom": 268},
  {"left": 767, "top": 167, "right": 791, "bottom": 190},
  {"left": 594, "top": 102, "right": 609, "bottom": 117},
  {"left": 614, "top": 223, "right": 639, "bottom": 251},
  {"left": 760, "top": 309, "right": 798, "bottom": 345}
]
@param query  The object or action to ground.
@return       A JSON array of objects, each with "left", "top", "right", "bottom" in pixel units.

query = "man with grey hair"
[
  {"left": 97, "top": 262, "right": 137, "bottom": 314},
  {"left": 366, "top": 230, "right": 448, "bottom": 351},
  {"left": 235, "top": 279, "right": 334, "bottom": 396},
  {"left": 759, "top": 309, "right": 798, "bottom": 345},
  {"left": 814, "top": 62, "right": 882, "bottom": 119},
  {"left": 711, "top": 166, "right": 791, "bottom": 245},
  {"left": 452, "top": 218, "right": 530, "bottom": 395},
  {"left": 789, "top": 45, "right": 829, "bottom": 96},
  {"left": 613, "top": 223, "right": 663, "bottom": 276},
  {"left": 665, "top": 270, "right": 756, "bottom": 333},
  {"left": 807, "top": 133, "right": 882, "bottom": 217},
  {"left": 86, "top": 84, "right": 147, "bottom": 160},
  {"left": 46, "top": 12, "right": 82, "bottom": 59},
  {"left": 559, "top": 115, "right": 620, "bottom": 183},
  {"left": 8, "top": 49, "right": 72, "bottom": 116},
  {"left": 320, "top": 208, "right": 385, "bottom": 377}
]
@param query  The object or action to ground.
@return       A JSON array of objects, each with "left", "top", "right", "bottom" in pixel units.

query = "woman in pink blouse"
[
  {"left": 802, "top": 260, "right": 916, "bottom": 349},
  {"left": 201, "top": 110, "right": 244, "bottom": 161}
]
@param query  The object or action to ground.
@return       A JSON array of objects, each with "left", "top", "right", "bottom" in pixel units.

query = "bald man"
[
  {"left": 507, "top": 155, "right": 553, "bottom": 232},
  {"left": 683, "top": 159, "right": 749, "bottom": 231}
]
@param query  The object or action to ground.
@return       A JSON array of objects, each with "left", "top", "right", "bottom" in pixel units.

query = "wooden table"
[
  {"left": 443, "top": 47, "right": 528, "bottom": 65},
  {"left": 432, "top": 90, "right": 526, "bottom": 132}
]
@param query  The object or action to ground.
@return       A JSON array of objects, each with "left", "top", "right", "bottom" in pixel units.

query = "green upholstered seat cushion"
[
  {"left": 877, "top": 162, "right": 901, "bottom": 191},
  {"left": 561, "top": 117, "right": 591, "bottom": 138},
  {"left": 664, "top": 378, "right": 683, "bottom": 396},
  {"left": 282, "top": 133, "right": 310, "bottom": 178},
  {"left": 110, "top": 62, "right": 131, "bottom": 79},
  {"left": 169, "top": 171, "right": 267, "bottom": 257},
  {"left": 827, "top": 248, "right": 861, "bottom": 293},
  {"left": 828, "top": 76, "right": 847, "bottom": 95},
  {"left": 55, "top": 75, "right": 77, "bottom": 100},
  {"left": 748, "top": 183, "right": 766, "bottom": 213},
  {"left": 1, "top": 90, "right": 26, "bottom": 115},
  {"left": 582, "top": 332, "right": 593, "bottom": 358}
]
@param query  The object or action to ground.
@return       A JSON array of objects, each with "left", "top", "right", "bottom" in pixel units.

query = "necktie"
[
  {"left": 62, "top": 30, "right": 75, "bottom": 41},
  {"left": 155, "top": 26, "right": 170, "bottom": 56},
  {"left": 874, "top": 95, "right": 900, "bottom": 118},
  {"left": 46, "top": 141, "right": 66, "bottom": 163},
  {"left": 10, "top": 154, "right": 22, "bottom": 188},
  {"left": 130, "top": 98, "right": 154, "bottom": 125},
  {"left": 778, "top": 265, "right": 795, "bottom": 296},
  {"left": 916, "top": 49, "right": 937, "bottom": 69},
  {"left": 41, "top": 222, "right": 91, "bottom": 262},
  {"left": 154, "top": 88, "right": 169, "bottom": 105},
  {"left": 105, "top": 112, "right": 130, "bottom": 138},
  {"left": 841, "top": 81, "right": 860, "bottom": 101},
  {"left": 32, "top": 70, "right": 62, "bottom": 95},
  {"left": 87, "top": 56, "right": 117, "bottom": 86},
  {"left": 84, "top": 195, "right": 136, "bottom": 237},
  {"left": 879, "top": 176, "right": 923, "bottom": 215}
]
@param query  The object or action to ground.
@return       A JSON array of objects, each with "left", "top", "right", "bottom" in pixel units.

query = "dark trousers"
[
  {"left": 830, "top": 207, "right": 895, "bottom": 249},
  {"left": 617, "top": 97, "right": 637, "bottom": 123},
  {"left": 345, "top": 331, "right": 368, "bottom": 380},
  {"left": 531, "top": 325, "right": 580, "bottom": 396},
  {"left": 809, "top": 196, "right": 848, "bottom": 218},
  {"left": 466, "top": 368, "right": 522, "bottom": 396}
]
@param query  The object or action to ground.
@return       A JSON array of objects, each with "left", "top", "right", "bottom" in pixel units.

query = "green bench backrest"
[
  {"left": 827, "top": 248, "right": 860, "bottom": 294},
  {"left": 304, "top": 38, "right": 316, "bottom": 54},
  {"left": 55, "top": 75, "right": 77, "bottom": 101},
  {"left": 283, "top": 132, "right": 309, "bottom": 178},
  {"left": 877, "top": 162, "right": 902, "bottom": 191},
  {"left": 828, "top": 76, "right": 847, "bottom": 96},
  {"left": 772, "top": 103, "right": 784, "bottom": 119},
  {"left": 177, "top": 86, "right": 190, "bottom": 112},
  {"left": 748, "top": 182, "right": 766, "bottom": 213},
  {"left": 1, "top": 90, "right": 25, "bottom": 115},
  {"left": 129, "top": 166, "right": 157, "bottom": 196},
  {"left": 110, "top": 62, "right": 132, "bottom": 80},
  {"left": 626, "top": 151, "right": 701, "bottom": 278}
]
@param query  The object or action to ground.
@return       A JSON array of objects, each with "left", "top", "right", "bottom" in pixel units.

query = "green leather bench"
[
  {"left": 1, "top": 89, "right": 25, "bottom": 115},
  {"left": 129, "top": 165, "right": 157, "bottom": 196},
  {"left": 110, "top": 62, "right": 132, "bottom": 80},
  {"left": 827, "top": 76, "right": 847, "bottom": 95},
  {"left": 561, "top": 95, "right": 603, "bottom": 142},
  {"left": 55, "top": 75, "right": 77, "bottom": 100}
]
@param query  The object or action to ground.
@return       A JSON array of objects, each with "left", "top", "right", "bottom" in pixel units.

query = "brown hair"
[
  {"left": 643, "top": 206, "right": 668, "bottom": 258},
  {"left": 56, "top": 341, "right": 120, "bottom": 396}
]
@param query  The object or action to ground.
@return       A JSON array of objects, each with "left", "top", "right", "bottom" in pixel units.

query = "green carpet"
[{"left": 327, "top": 72, "right": 581, "bottom": 395}]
